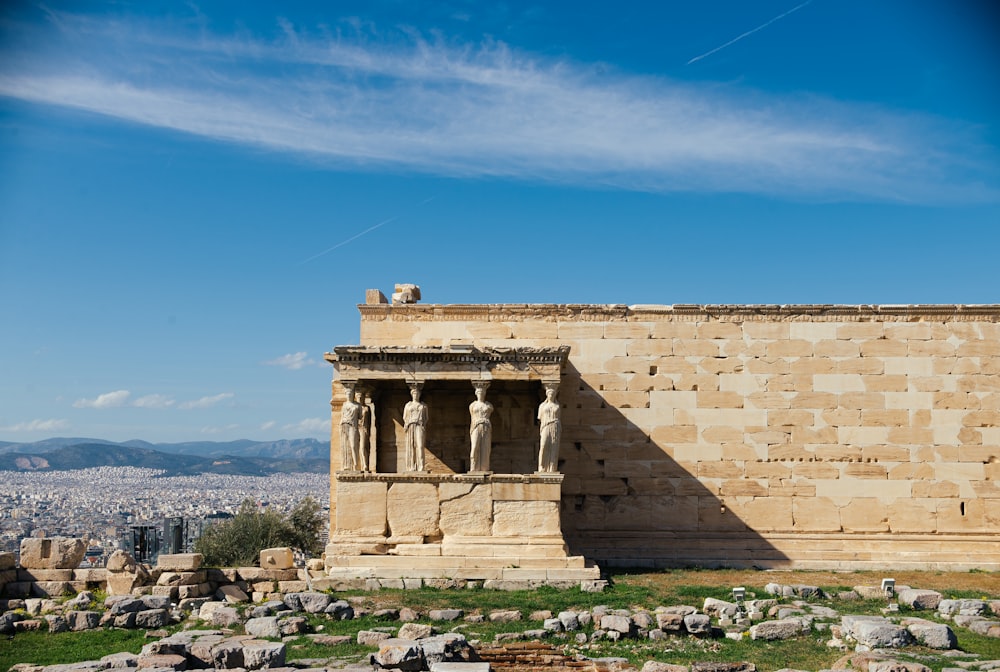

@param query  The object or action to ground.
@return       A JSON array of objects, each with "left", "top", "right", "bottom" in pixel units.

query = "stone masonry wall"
[{"left": 334, "top": 304, "right": 1000, "bottom": 570}]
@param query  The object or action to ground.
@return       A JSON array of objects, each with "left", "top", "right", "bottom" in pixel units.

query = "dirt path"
[{"left": 615, "top": 568, "right": 1000, "bottom": 595}]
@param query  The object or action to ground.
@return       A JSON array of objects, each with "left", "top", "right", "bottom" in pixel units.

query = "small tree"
[{"left": 194, "top": 496, "right": 323, "bottom": 567}]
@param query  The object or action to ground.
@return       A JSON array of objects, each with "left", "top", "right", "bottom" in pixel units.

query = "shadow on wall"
[{"left": 556, "top": 364, "right": 789, "bottom": 569}]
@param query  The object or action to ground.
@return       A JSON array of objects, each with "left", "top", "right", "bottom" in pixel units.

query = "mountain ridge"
[{"left": 0, "top": 438, "right": 329, "bottom": 476}]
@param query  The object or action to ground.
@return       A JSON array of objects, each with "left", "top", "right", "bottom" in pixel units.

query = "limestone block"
[
  {"left": 492, "top": 500, "right": 562, "bottom": 537},
  {"left": 387, "top": 483, "right": 441, "bottom": 539},
  {"left": 438, "top": 483, "right": 492, "bottom": 537},
  {"left": 337, "top": 480, "right": 388, "bottom": 536},
  {"left": 19, "top": 538, "right": 86, "bottom": 569},
  {"left": 888, "top": 500, "right": 937, "bottom": 533},
  {"left": 0, "top": 553, "right": 14, "bottom": 571},
  {"left": 839, "top": 498, "right": 889, "bottom": 532},
  {"left": 259, "top": 547, "right": 294, "bottom": 570},
  {"left": 156, "top": 553, "right": 202, "bottom": 571},
  {"left": 792, "top": 497, "right": 842, "bottom": 532},
  {"left": 492, "top": 482, "right": 561, "bottom": 501}
]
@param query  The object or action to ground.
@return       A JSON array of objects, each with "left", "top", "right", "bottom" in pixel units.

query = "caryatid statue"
[
  {"left": 339, "top": 385, "right": 362, "bottom": 471},
  {"left": 356, "top": 389, "right": 371, "bottom": 472},
  {"left": 537, "top": 383, "right": 562, "bottom": 473},
  {"left": 469, "top": 382, "right": 493, "bottom": 472},
  {"left": 403, "top": 384, "right": 428, "bottom": 472}
]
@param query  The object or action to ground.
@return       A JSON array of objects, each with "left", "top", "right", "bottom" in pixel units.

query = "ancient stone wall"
[{"left": 338, "top": 303, "right": 1000, "bottom": 570}]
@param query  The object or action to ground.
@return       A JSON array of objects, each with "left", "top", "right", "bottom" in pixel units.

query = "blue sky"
[{"left": 1, "top": 1, "right": 998, "bottom": 444}]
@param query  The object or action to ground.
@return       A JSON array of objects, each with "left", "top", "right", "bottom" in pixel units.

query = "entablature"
[{"left": 326, "top": 345, "right": 570, "bottom": 385}]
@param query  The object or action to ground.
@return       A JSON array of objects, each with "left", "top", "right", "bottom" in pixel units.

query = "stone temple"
[{"left": 323, "top": 285, "right": 1000, "bottom": 585}]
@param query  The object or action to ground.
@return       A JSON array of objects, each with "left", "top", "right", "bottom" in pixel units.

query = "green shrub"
[{"left": 194, "top": 496, "right": 323, "bottom": 567}]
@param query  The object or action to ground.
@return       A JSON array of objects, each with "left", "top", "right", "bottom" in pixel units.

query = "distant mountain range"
[{"left": 0, "top": 438, "right": 328, "bottom": 476}]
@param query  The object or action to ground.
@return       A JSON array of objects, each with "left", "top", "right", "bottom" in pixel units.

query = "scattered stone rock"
[
  {"left": 359, "top": 630, "right": 395, "bottom": 646},
  {"left": 684, "top": 614, "right": 712, "bottom": 636},
  {"left": 898, "top": 589, "right": 944, "bottom": 611},
  {"left": 246, "top": 616, "right": 281, "bottom": 639},
  {"left": 904, "top": 618, "right": 957, "bottom": 649},
  {"left": 430, "top": 608, "right": 464, "bottom": 621},
  {"left": 372, "top": 638, "right": 425, "bottom": 671},
  {"left": 398, "top": 623, "right": 434, "bottom": 640},
  {"left": 488, "top": 609, "right": 522, "bottom": 623},
  {"left": 749, "top": 619, "right": 806, "bottom": 641}
]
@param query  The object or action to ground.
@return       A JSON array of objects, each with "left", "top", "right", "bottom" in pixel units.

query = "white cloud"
[
  {"left": 1, "top": 418, "right": 70, "bottom": 432},
  {"left": 179, "top": 393, "right": 235, "bottom": 410},
  {"left": 263, "top": 352, "right": 316, "bottom": 370},
  {"left": 73, "top": 390, "right": 130, "bottom": 409},
  {"left": 260, "top": 420, "right": 276, "bottom": 431},
  {"left": 284, "top": 417, "right": 331, "bottom": 437},
  {"left": 132, "top": 394, "right": 176, "bottom": 409},
  {"left": 0, "top": 11, "right": 994, "bottom": 202}
]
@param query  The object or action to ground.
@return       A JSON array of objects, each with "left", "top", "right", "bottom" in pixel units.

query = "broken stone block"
[
  {"left": 259, "top": 547, "right": 294, "bottom": 570},
  {"left": 155, "top": 553, "right": 203, "bottom": 571},
  {"left": 19, "top": 538, "right": 86, "bottom": 569},
  {"left": 904, "top": 618, "right": 957, "bottom": 649},
  {"left": 749, "top": 619, "right": 806, "bottom": 640},
  {"left": 373, "top": 638, "right": 425, "bottom": 671},
  {"left": 898, "top": 589, "right": 943, "bottom": 611},
  {"left": 399, "top": 623, "right": 434, "bottom": 639},
  {"left": 242, "top": 640, "right": 286, "bottom": 670}
]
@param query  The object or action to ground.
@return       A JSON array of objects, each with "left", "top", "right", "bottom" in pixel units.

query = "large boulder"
[
  {"left": 19, "top": 538, "right": 86, "bottom": 569},
  {"left": 373, "top": 638, "right": 425, "bottom": 671}
]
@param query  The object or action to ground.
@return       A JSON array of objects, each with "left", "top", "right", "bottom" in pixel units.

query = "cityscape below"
[{"left": 0, "top": 466, "right": 330, "bottom": 566}]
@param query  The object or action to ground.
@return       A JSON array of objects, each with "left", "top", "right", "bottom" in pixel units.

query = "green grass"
[
  {"left": 0, "top": 628, "right": 151, "bottom": 670},
  {"left": 1, "top": 571, "right": 997, "bottom": 672}
]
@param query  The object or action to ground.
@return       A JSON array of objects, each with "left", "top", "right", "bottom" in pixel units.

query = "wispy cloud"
[
  {"left": 73, "top": 390, "right": 130, "bottom": 409},
  {"left": 0, "top": 9, "right": 995, "bottom": 202},
  {"left": 132, "top": 394, "right": 176, "bottom": 409},
  {"left": 1, "top": 418, "right": 70, "bottom": 432},
  {"left": 687, "top": 0, "right": 814, "bottom": 65},
  {"left": 260, "top": 420, "right": 276, "bottom": 431},
  {"left": 179, "top": 393, "right": 234, "bottom": 410},
  {"left": 284, "top": 417, "right": 330, "bottom": 436},
  {"left": 263, "top": 352, "right": 316, "bottom": 370}
]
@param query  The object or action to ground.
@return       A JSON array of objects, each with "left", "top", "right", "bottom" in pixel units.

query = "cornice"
[{"left": 358, "top": 303, "right": 1000, "bottom": 322}]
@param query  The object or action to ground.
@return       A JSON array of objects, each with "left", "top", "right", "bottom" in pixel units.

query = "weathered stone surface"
[
  {"left": 155, "top": 553, "right": 202, "bottom": 571},
  {"left": 684, "top": 614, "right": 711, "bottom": 635},
  {"left": 656, "top": 612, "right": 686, "bottom": 632},
  {"left": 420, "top": 633, "right": 475, "bottom": 665},
  {"left": 338, "top": 480, "right": 389, "bottom": 536},
  {"left": 101, "top": 652, "right": 140, "bottom": 669},
  {"left": 245, "top": 616, "right": 281, "bottom": 639},
  {"left": 388, "top": 483, "right": 441, "bottom": 538},
  {"left": 749, "top": 619, "right": 805, "bottom": 641},
  {"left": 600, "top": 614, "right": 635, "bottom": 636},
  {"left": 373, "top": 638, "right": 425, "bottom": 671},
  {"left": 137, "top": 653, "right": 186, "bottom": 670},
  {"left": 939, "top": 599, "right": 988, "bottom": 616},
  {"left": 704, "top": 598, "right": 740, "bottom": 618},
  {"left": 492, "top": 500, "right": 561, "bottom": 537},
  {"left": 898, "top": 589, "right": 943, "bottom": 611},
  {"left": 216, "top": 584, "right": 249, "bottom": 603},
  {"left": 488, "top": 609, "right": 522, "bottom": 623},
  {"left": 0, "top": 552, "right": 15, "bottom": 570},
  {"left": 690, "top": 663, "right": 755, "bottom": 672},
  {"left": 67, "top": 611, "right": 101, "bottom": 631},
  {"left": 642, "top": 662, "right": 689, "bottom": 672},
  {"left": 842, "top": 615, "right": 913, "bottom": 648},
  {"left": 430, "top": 609, "right": 464, "bottom": 621},
  {"left": 359, "top": 630, "right": 394, "bottom": 646},
  {"left": 398, "top": 623, "right": 434, "bottom": 639},
  {"left": 45, "top": 614, "right": 69, "bottom": 633},
  {"left": 559, "top": 611, "right": 580, "bottom": 631},
  {"left": 259, "top": 547, "right": 294, "bottom": 570},
  {"left": 242, "top": 640, "right": 286, "bottom": 670},
  {"left": 135, "top": 609, "right": 169, "bottom": 629},
  {"left": 904, "top": 619, "right": 957, "bottom": 649},
  {"left": 211, "top": 639, "right": 245, "bottom": 670},
  {"left": 210, "top": 606, "right": 241, "bottom": 627},
  {"left": 19, "top": 538, "right": 86, "bottom": 570},
  {"left": 439, "top": 483, "right": 492, "bottom": 536},
  {"left": 291, "top": 591, "right": 332, "bottom": 614}
]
